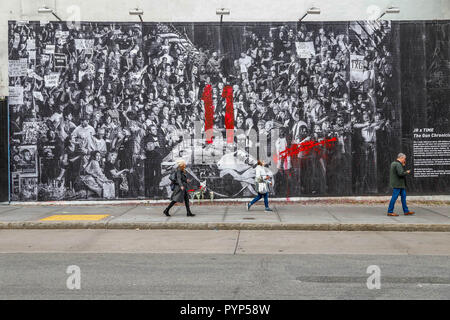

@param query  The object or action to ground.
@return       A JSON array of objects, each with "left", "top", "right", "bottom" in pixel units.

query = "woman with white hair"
[
  {"left": 163, "top": 159, "right": 195, "bottom": 217},
  {"left": 247, "top": 160, "right": 273, "bottom": 212}
]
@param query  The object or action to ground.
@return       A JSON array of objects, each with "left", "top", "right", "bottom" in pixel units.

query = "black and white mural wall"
[{"left": 7, "top": 20, "right": 450, "bottom": 201}]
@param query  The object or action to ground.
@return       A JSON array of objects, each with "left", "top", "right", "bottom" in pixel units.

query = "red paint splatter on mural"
[
  {"left": 277, "top": 137, "right": 338, "bottom": 199},
  {"left": 201, "top": 84, "right": 214, "bottom": 144},
  {"left": 278, "top": 137, "right": 338, "bottom": 161},
  {"left": 222, "top": 85, "right": 234, "bottom": 144}
]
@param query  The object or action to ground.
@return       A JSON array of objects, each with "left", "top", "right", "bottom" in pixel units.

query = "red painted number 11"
[{"left": 201, "top": 85, "right": 234, "bottom": 144}]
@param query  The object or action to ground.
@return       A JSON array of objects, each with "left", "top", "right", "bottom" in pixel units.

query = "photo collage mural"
[{"left": 7, "top": 20, "right": 449, "bottom": 201}]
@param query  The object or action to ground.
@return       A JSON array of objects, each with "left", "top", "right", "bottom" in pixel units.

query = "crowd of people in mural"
[{"left": 8, "top": 20, "right": 396, "bottom": 200}]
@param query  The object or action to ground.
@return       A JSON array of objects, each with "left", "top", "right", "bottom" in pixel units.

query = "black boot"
[
  {"left": 184, "top": 193, "right": 194, "bottom": 216},
  {"left": 163, "top": 208, "right": 171, "bottom": 217}
]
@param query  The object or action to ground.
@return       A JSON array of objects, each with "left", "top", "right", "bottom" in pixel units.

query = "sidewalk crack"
[
  {"left": 105, "top": 205, "right": 137, "bottom": 229},
  {"left": 418, "top": 206, "right": 449, "bottom": 219},
  {"left": 0, "top": 207, "right": 22, "bottom": 216},
  {"left": 233, "top": 230, "right": 241, "bottom": 255},
  {"left": 323, "top": 207, "right": 341, "bottom": 223},
  {"left": 222, "top": 206, "right": 229, "bottom": 222},
  {"left": 274, "top": 206, "right": 282, "bottom": 222}
]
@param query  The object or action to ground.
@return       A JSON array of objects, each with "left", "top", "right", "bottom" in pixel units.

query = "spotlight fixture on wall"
[
  {"left": 38, "top": 5, "right": 62, "bottom": 21},
  {"left": 377, "top": 6, "right": 400, "bottom": 20},
  {"left": 129, "top": 8, "right": 144, "bottom": 22},
  {"left": 299, "top": 7, "right": 321, "bottom": 22},
  {"left": 216, "top": 8, "right": 230, "bottom": 23}
]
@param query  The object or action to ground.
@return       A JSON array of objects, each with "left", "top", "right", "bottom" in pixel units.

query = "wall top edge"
[{"left": 8, "top": 19, "right": 450, "bottom": 25}]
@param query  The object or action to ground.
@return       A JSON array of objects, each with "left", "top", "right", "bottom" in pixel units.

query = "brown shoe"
[
  {"left": 387, "top": 213, "right": 399, "bottom": 216},
  {"left": 404, "top": 211, "right": 415, "bottom": 215}
]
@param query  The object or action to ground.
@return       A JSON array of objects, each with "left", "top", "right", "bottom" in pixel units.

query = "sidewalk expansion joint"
[
  {"left": 273, "top": 206, "right": 282, "bottom": 222},
  {"left": 233, "top": 230, "right": 241, "bottom": 255},
  {"left": 418, "top": 206, "right": 450, "bottom": 219},
  {"left": 222, "top": 206, "right": 229, "bottom": 222},
  {"left": 105, "top": 205, "right": 138, "bottom": 228},
  {"left": 323, "top": 207, "right": 341, "bottom": 223}
]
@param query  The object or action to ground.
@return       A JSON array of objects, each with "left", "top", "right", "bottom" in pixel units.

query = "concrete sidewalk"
[{"left": 0, "top": 202, "right": 448, "bottom": 231}]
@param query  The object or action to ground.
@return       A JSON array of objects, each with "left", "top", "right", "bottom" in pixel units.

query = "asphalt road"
[
  {"left": 0, "top": 253, "right": 449, "bottom": 299},
  {"left": 0, "top": 230, "right": 449, "bottom": 300}
]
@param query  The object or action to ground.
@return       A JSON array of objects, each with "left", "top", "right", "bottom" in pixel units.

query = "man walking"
[{"left": 387, "top": 153, "right": 415, "bottom": 216}]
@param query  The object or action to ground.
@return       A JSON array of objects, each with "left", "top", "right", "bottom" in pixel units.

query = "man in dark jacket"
[
  {"left": 144, "top": 141, "right": 162, "bottom": 198},
  {"left": 387, "top": 153, "right": 415, "bottom": 216}
]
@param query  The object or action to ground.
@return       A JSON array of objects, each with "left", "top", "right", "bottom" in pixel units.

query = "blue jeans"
[
  {"left": 250, "top": 193, "right": 269, "bottom": 208},
  {"left": 388, "top": 188, "right": 409, "bottom": 213}
]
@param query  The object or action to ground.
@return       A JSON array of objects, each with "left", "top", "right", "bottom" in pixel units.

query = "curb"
[{"left": 0, "top": 222, "right": 448, "bottom": 232}]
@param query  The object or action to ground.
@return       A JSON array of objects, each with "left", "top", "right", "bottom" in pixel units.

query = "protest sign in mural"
[
  {"left": 350, "top": 54, "right": 366, "bottom": 82},
  {"left": 9, "top": 59, "right": 28, "bottom": 77},
  {"left": 295, "top": 41, "right": 315, "bottom": 58},
  {"left": 44, "top": 73, "right": 60, "bottom": 87},
  {"left": 8, "top": 86, "right": 24, "bottom": 105}
]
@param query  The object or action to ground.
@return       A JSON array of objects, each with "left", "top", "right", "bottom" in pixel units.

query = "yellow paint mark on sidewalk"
[{"left": 40, "top": 215, "right": 109, "bottom": 221}]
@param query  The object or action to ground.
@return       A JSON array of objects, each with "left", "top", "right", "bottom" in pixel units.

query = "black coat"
[{"left": 170, "top": 168, "right": 188, "bottom": 203}]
